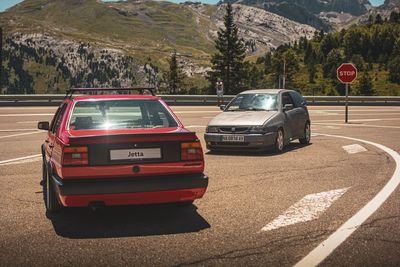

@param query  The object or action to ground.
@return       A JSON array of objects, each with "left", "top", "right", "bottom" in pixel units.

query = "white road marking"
[
  {"left": 325, "top": 126, "right": 341, "bottom": 129},
  {"left": 0, "top": 154, "right": 42, "bottom": 165},
  {"left": 0, "top": 131, "right": 43, "bottom": 139},
  {"left": 261, "top": 188, "right": 350, "bottom": 232},
  {"left": 0, "top": 129, "right": 38, "bottom": 132},
  {"left": 314, "top": 122, "right": 400, "bottom": 129},
  {"left": 312, "top": 113, "right": 400, "bottom": 116},
  {"left": 0, "top": 156, "right": 41, "bottom": 166},
  {"left": 314, "top": 118, "right": 400, "bottom": 123},
  {"left": 295, "top": 133, "right": 400, "bottom": 267},
  {"left": 0, "top": 113, "right": 53, "bottom": 117},
  {"left": 342, "top": 144, "right": 367, "bottom": 154},
  {"left": 17, "top": 121, "right": 40, "bottom": 124}
]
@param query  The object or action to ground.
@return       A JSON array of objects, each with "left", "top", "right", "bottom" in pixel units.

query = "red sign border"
[{"left": 337, "top": 63, "right": 358, "bottom": 84}]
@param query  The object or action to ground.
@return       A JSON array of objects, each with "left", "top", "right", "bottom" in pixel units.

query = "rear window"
[{"left": 69, "top": 99, "right": 178, "bottom": 130}]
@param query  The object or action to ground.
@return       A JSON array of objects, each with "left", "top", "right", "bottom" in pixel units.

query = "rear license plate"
[
  {"left": 110, "top": 148, "right": 161, "bottom": 161},
  {"left": 222, "top": 135, "right": 245, "bottom": 142}
]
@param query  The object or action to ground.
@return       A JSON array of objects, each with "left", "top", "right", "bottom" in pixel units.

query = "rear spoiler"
[
  {"left": 67, "top": 132, "right": 198, "bottom": 144},
  {"left": 65, "top": 86, "right": 156, "bottom": 99}
]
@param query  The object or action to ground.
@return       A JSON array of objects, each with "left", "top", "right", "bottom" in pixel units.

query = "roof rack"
[{"left": 65, "top": 86, "right": 156, "bottom": 99}]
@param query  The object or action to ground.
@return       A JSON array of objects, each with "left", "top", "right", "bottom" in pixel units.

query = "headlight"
[
  {"left": 249, "top": 125, "right": 268, "bottom": 133},
  {"left": 206, "top": 126, "right": 219, "bottom": 133}
]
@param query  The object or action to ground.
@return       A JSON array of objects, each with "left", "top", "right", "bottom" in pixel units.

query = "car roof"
[
  {"left": 239, "top": 89, "right": 294, "bottom": 95},
  {"left": 70, "top": 94, "right": 159, "bottom": 101}
]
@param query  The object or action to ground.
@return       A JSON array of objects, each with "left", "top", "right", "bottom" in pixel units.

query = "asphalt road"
[{"left": 0, "top": 105, "right": 399, "bottom": 266}]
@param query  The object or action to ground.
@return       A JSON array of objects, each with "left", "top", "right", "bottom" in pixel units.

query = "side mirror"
[
  {"left": 283, "top": 104, "right": 294, "bottom": 111},
  {"left": 219, "top": 105, "right": 226, "bottom": 111},
  {"left": 38, "top": 121, "right": 50, "bottom": 131}
]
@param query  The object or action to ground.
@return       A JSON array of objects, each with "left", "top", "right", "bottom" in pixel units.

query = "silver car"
[{"left": 204, "top": 89, "right": 311, "bottom": 153}]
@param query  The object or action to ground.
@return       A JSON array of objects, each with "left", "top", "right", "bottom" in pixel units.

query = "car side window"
[
  {"left": 51, "top": 104, "right": 67, "bottom": 134},
  {"left": 282, "top": 93, "right": 294, "bottom": 107},
  {"left": 290, "top": 91, "right": 306, "bottom": 107}
]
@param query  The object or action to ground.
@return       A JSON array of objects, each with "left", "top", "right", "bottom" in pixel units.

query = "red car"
[{"left": 38, "top": 88, "right": 208, "bottom": 212}]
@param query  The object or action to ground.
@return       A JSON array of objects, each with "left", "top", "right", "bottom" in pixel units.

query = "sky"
[{"left": 0, "top": 0, "right": 386, "bottom": 12}]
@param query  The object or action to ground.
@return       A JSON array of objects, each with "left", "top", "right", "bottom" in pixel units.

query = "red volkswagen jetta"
[{"left": 38, "top": 88, "right": 208, "bottom": 212}]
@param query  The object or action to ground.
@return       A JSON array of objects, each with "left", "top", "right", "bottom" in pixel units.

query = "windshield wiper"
[
  {"left": 245, "top": 108, "right": 271, "bottom": 111},
  {"left": 226, "top": 108, "right": 246, "bottom": 112}
]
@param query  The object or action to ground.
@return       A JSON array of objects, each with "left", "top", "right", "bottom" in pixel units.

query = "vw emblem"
[
  {"left": 231, "top": 127, "right": 235, "bottom": 132},
  {"left": 133, "top": 144, "right": 138, "bottom": 148}
]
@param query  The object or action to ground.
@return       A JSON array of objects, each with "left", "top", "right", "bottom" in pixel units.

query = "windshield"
[
  {"left": 225, "top": 93, "right": 278, "bottom": 111},
  {"left": 69, "top": 99, "right": 178, "bottom": 130}
]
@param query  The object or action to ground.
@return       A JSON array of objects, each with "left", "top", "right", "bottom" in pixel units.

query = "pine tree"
[
  {"left": 166, "top": 50, "right": 185, "bottom": 94},
  {"left": 208, "top": 4, "right": 246, "bottom": 94},
  {"left": 357, "top": 72, "right": 374, "bottom": 96},
  {"left": 388, "top": 56, "right": 400, "bottom": 84}
]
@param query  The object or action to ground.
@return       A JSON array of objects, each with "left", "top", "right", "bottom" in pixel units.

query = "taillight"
[
  {"left": 62, "top": 146, "right": 88, "bottom": 166},
  {"left": 181, "top": 141, "right": 203, "bottom": 161}
]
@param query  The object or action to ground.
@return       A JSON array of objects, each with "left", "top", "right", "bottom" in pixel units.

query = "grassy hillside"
[{"left": 0, "top": 0, "right": 215, "bottom": 64}]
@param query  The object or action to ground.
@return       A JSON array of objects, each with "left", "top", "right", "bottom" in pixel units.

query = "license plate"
[
  {"left": 222, "top": 135, "right": 245, "bottom": 142},
  {"left": 110, "top": 148, "right": 161, "bottom": 161}
]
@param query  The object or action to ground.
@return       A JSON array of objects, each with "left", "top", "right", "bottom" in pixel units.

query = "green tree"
[
  {"left": 272, "top": 49, "right": 299, "bottom": 88},
  {"left": 165, "top": 50, "right": 185, "bottom": 94},
  {"left": 388, "top": 56, "right": 400, "bottom": 84},
  {"left": 323, "top": 49, "right": 343, "bottom": 80},
  {"left": 351, "top": 54, "right": 365, "bottom": 71},
  {"left": 357, "top": 72, "right": 374, "bottom": 96},
  {"left": 208, "top": 3, "right": 246, "bottom": 94}
]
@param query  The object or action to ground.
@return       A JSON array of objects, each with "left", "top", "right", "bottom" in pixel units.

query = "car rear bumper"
[
  {"left": 52, "top": 173, "right": 208, "bottom": 207},
  {"left": 204, "top": 132, "right": 276, "bottom": 150}
]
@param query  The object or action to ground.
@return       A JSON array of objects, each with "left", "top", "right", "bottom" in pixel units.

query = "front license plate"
[
  {"left": 222, "top": 135, "right": 245, "bottom": 142},
  {"left": 110, "top": 148, "right": 161, "bottom": 161}
]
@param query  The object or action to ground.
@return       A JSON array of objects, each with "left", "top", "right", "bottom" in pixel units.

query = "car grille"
[{"left": 219, "top": 127, "right": 249, "bottom": 134}]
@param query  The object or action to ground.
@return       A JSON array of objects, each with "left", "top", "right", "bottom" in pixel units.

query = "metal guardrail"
[{"left": 0, "top": 94, "right": 399, "bottom": 106}]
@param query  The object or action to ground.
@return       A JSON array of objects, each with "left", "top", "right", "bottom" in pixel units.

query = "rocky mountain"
[
  {"left": 0, "top": 0, "right": 316, "bottom": 93},
  {"left": 220, "top": 0, "right": 372, "bottom": 30},
  {"left": 359, "top": 0, "right": 400, "bottom": 24}
]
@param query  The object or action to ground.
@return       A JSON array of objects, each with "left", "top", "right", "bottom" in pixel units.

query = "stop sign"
[{"left": 337, "top": 63, "right": 357, "bottom": 83}]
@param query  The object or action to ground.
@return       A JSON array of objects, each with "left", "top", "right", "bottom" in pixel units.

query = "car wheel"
[
  {"left": 43, "top": 165, "right": 62, "bottom": 213},
  {"left": 274, "top": 129, "right": 284, "bottom": 153},
  {"left": 299, "top": 122, "right": 311, "bottom": 145}
]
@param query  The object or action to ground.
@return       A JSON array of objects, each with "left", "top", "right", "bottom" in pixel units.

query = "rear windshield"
[
  {"left": 69, "top": 99, "right": 178, "bottom": 130},
  {"left": 226, "top": 93, "right": 278, "bottom": 111}
]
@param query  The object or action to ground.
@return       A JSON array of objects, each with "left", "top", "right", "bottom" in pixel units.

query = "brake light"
[
  {"left": 181, "top": 141, "right": 203, "bottom": 161},
  {"left": 62, "top": 146, "right": 88, "bottom": 166}
]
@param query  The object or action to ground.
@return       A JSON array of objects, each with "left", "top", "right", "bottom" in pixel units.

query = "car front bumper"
[
  {"left": 52, "top": 173, "right": 208, "bottom": 207},
  {"left": 204, "top": 132, "right": 277, "bottom": 151}
]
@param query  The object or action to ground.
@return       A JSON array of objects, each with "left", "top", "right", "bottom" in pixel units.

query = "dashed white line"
[
  {"left": 342, "top": 144, "right": 367, "bottom": 154},
  {"left": 314, "top": 122, "right": 400, "bottom": 129},
  {"left": 294, "top": 133, "right": 400, "bottom": 267},
  {"left": 0, "top": 131, "right": 43, "bottom": 139},
  {"left": 261, "top": 188, "right": 350, "bottom": 232},
  {"left": 0, "top": 154, "right": 42, "bottom": 165}
]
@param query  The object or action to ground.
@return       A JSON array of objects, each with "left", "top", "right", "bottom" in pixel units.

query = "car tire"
[
  {"left": 274, "top": 129, "right": 284, "bottom": 153},
  {"left": 299, "top": 122, "right": 311, "bottom": 145},
  {"left": 43, "top": 164, "right": 62, "bottom": 213}
]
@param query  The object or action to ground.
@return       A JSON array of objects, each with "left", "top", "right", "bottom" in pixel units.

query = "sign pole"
[
  {"left": 337, "top": 63, "right": 357, "bottom": 124},
  {"left": 345, "top": 83, "right": 349, "bottom": 123}
]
